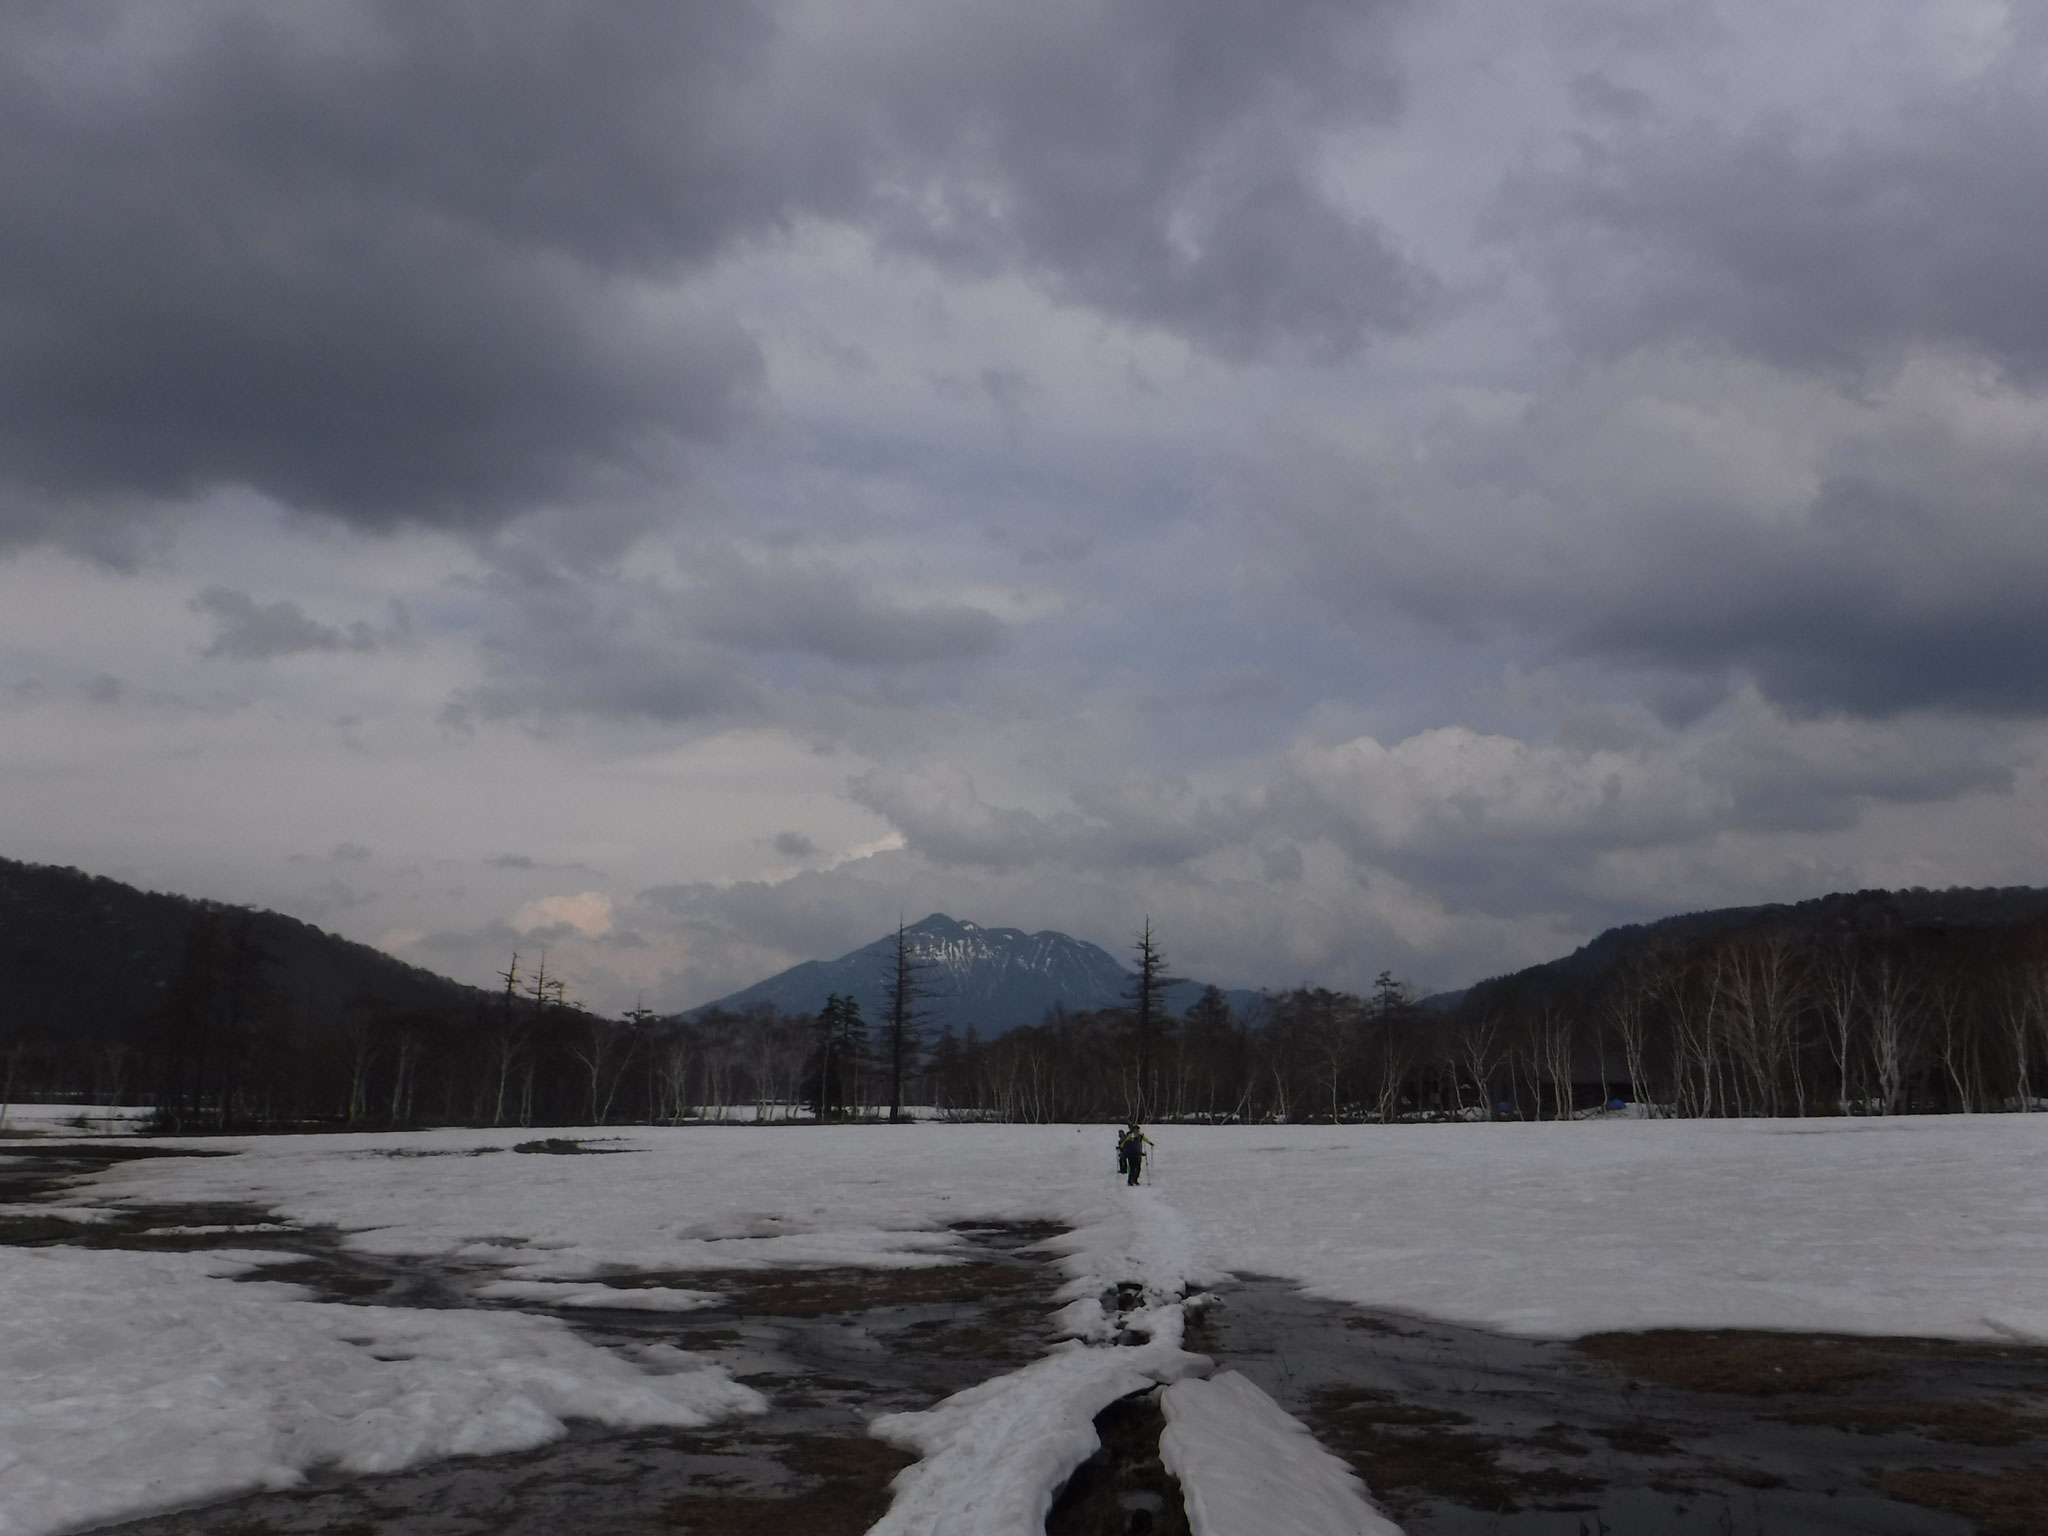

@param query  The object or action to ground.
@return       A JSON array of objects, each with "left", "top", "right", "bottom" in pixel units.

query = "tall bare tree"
[
  {"left": 1127, "top": 918, "right": 1182, "bottom": 1121},
  {"left": 884, "top": 919, "right": 925, "bottom": 1123}
]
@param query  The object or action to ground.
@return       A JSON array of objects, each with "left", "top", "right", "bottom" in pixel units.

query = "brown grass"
[
  {"left": 661, "top": 1436, "right": 914, "bottom": 1536},
  {"left": 1575, "top": 1330, "right": 1896, "bottom": 1395},
  {"left": 1781, "top": 1397, "right": 2048, "bottom": 1446},
  {"left": 1875, "top": 1467, "right": 2048, "bottom": 1536}
]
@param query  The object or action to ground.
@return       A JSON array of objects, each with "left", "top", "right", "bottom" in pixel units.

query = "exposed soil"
[
  {"left": 67, "top": 1214, "right": 1072, "bottom": 1536},
  {"left": 27, "top": 1142, "right": 2047, "bottom": 1536},
  {"left": 6, "top": 1143, "right": 1071, "bottom": 1536},
  {"left": 1193, "top": 1275, "right": 2047, "bottom": 1534},
  {"left": 1046, "top": 1389, "right": 1192, "bottom": 1536},
  {"left": 1874, "top": 1467, "right": 2048, "bottom": 1536}
]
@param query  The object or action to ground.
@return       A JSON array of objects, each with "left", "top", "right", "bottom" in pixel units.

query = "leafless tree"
[
  {"left": 884, "top": 919, "right": 925, "bottom": 1123},
  {"left": 1602, "top": 965, "right": 1654, "bottom": 1112},
  {"left": 1866, "top": 952, "right": 1919, "bottom": 1115},
  {"left": 1127, "top": 918, "right": 1182, "bottom": 1120},
  {"left": 1458, "top": 1011, "right": 1505, "bottom": 1119}
]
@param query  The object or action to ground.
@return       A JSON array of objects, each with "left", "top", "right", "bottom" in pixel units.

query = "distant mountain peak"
[{"left": 690, "top": 915, "right": 1261, "bottom": 1033}]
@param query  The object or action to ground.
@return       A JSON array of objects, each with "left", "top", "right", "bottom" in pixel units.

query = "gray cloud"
[
  {"left": 0, "top": 0, "right": 1423, "bottom": 540},
  {"left": 192, "top": 587, "right": 386, "bottom": 660},
  {"left": 1503, "top": 30, "right": 2048, "bottom": 388},
  {"left": 1243, "top": 360, "right": 2048, "bottom": 720},
  {"left": 691, "top": 558, "right": 1007, "bottom": 667},
  {"left": 772, "top": 831, "right": 819, "bottom": 859},
  {"left": 437, "top": 544, "right": 756, "bottom": 727},
  {"left": 846, "top": 0, "right": 1430, "bottom": 360}
]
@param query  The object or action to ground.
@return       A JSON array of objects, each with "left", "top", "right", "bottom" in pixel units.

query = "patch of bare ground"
[
  {"left": 1202, "top": 1275, "right": 2032, "bottom": 1533},
  {"left": 1575, "top": 1328, "right": 1893, "bottom": 1395},
  {"left": 1783, "top": 1398, "right": 2048, "bottom": 1446},
  {"left": 1874, "top": 1467, "right": 2048, "bottom": 1536},
  {"left": 660, "top": 1435, "right": 917, "bottom": 1535},
  {"left": 1045, "top": 1388, "right": 1191, "bottom": 1536},
  {"left": 611, "top": 1252, "right": 1049, "bottom": 1320},
  {"left": 1574, "top": 1328, "right": 2048, "bottom": 1398},
  {"left": 72, "top": 1219, "right": 1072, "bottom": 1536},
  {"left": 1308, "top": 1386, "right": 1601, "bottom": 1518}
]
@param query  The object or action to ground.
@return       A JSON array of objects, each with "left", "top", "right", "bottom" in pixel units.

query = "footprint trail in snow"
[{"left": 866, "top": 1185, "right": 1398, "bottom": 1536}]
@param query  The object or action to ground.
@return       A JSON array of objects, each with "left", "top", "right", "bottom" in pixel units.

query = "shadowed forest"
[{"left": 5, "top": 859, "right": 2048, "bottom": 1129}]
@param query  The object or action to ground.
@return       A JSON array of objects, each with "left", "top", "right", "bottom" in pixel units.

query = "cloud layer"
[{"left": 3, "top": 0, "right": 2046, "bottom": 1012}]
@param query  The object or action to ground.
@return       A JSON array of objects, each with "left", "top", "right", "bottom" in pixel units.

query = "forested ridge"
[{"left": 5, "top": 856, "right": 2047, "bottom": 1128}]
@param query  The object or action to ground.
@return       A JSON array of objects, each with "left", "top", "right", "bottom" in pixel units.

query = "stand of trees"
[{"left": 8, "top": 862, "right": 2048, "bottom": 1129}]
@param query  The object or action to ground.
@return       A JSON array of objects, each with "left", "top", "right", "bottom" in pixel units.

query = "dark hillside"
[
  {"left": 0, "top": 857, "right": 499, "bottom": 1125},
  {"left": 1441, "top": 885, "right": 2048, "bottom": 1120},
  {"left": 0, "top": 857, "right": 477, "bottom": 1043},
  {"left": 1471, "top": 886, "right": 2048, "bottom": 1004}
]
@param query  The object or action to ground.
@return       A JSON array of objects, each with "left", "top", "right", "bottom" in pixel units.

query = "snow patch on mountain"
[{"left": 687, "top": 913, "right": 1262, "bottom": 1033}]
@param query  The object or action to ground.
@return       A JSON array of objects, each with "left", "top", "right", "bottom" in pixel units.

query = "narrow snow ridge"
[
  {"left": 868, "top": 1327, "right": 1193, "bottom": 1536},
  {"left": 867, "top": 1186, "right": 1208, "bottom": 1536},
  {"left": 1162, "top": 1370, "right": 1401, "bottom": 1536}
]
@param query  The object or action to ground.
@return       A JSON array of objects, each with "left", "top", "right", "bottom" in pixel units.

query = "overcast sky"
[{"left": 4, "top": 0, "right": 2045, "bottom": 1012}]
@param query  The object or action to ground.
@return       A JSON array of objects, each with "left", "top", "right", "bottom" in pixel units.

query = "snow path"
[
  {"left": 0, "top": 1245, "right": 764, "bottom": 1536},
  {"left": 866, "top": 1184, "right": 1407, "bottom": 1536},
  {"left": 868, "top": 1186, "right": 1213, "bottom": 1536},
  {"left": 869, "top": 1319, "right": 1196, "bottom": 1536},
  {"left": 1162, "top": 1371, "right": 1398, "bottom": 1536}
]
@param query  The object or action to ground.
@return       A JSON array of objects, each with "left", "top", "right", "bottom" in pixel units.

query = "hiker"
[{"left": 1119, "top": 1123, "right": 1152, "bottom": 1186}]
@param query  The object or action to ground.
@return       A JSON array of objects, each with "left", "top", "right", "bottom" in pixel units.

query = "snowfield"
[
  {"left": 6, "top": 1115, "right": 2048, "bottom": 1535},
  {"left": 0, "top": 1244, "right": 763, "bottom": 1536}
]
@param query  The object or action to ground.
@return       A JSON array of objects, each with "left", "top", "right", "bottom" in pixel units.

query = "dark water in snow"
[
  {"left": 13, "top": 1143, "right": 2043, "bottom": 1536},
  {"left": 1192, "top": 1274, "right": 2046, "bottom": 1535}
]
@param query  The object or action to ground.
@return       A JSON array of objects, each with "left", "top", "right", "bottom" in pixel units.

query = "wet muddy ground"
[
  {"left": 72, "top": 1214, "right": 1072, "bottom": 1536},
  {"left": 1191, "top": 1275, "right": 2048, "bottom": 1535},
  {"left": 13, "top": 1142, "right": 2048, "bottom": 1535},
  {"left": 4, "top": 1141, "right": 1073, "bottom": 1536}
]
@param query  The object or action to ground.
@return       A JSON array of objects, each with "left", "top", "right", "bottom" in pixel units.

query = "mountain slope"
[
  {"left": 0, "top": 856, "right": 485, "bottom": 1049},
  {"left": 689, "top": 913, "right": 1262, "bottom": 1033},
  {"left": 1461, "top": 885, "right": 2048, "bottom": 1010}
]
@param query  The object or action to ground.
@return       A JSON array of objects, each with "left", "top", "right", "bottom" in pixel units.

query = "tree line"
[
  {"left": 8, "top": 875, "right": 2048, "bottom": 1129},
  {"left": 822, "top": 902, "right": 2048, "bottom": 1123}
]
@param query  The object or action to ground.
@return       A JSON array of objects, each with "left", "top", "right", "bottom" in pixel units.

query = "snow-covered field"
[
  {"left": 0, "top": 1104, "right": 151, "bottom": 1137},
  {"left": 7, "top": 1116, "right": 2048, "bottom": 1536}
]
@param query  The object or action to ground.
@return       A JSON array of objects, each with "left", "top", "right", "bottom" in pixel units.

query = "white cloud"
[{"left": 512, "top": 891, "right": 616, "bottom": 939}]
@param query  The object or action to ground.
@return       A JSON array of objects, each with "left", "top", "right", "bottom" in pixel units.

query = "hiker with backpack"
[{"left": 1116, "top": 1123, "right": 1152, "bottom": 1186}]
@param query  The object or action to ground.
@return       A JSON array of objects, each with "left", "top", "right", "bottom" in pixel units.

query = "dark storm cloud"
[
  {"left": 0, "top": 4, "right": 769, "bottom": 532},
  {"left": 0, "top": 0, "right": 1422, "bottom": 538},
  {"left": 772, "top": 831, "right": 819, "bottom": 859},
  {"left": 1545, "top": 475, "right": 2048, "bottom": 717}
]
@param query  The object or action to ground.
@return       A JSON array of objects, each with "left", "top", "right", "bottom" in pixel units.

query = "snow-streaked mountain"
[{"left": 687, "top": 913, "right": 1261, "bottom": 1033}]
